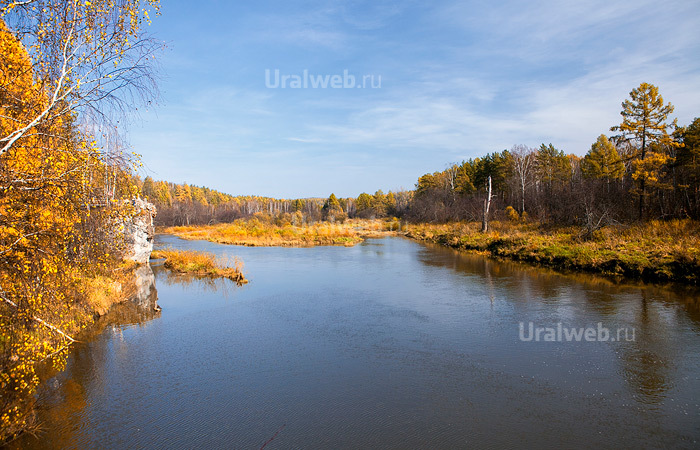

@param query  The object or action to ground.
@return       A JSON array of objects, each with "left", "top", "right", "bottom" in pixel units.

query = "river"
[{"left": 15, "top": 235, "right": 700, "bottom": 448}]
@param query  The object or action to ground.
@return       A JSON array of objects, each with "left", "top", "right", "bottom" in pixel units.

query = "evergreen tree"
[{"left": 536, "top": 144, "right": 571, "bottom": 185}]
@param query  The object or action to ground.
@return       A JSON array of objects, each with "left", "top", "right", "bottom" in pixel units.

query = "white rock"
[{"left": 123, "top": 197, "right": 157, "bottom": 264}]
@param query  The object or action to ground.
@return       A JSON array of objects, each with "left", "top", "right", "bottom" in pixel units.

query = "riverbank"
[
  {"left": 0, "top": 261, "right": 155, "bottom": 443},
  {"left": 151, "top": 249, "right": 247, "bottom": 284},
  {"left": 404, "top": 220, "right": 700, "bottom": 285},
  {"left": 162, "top": 218, "right": 398, "bottom": 247}
]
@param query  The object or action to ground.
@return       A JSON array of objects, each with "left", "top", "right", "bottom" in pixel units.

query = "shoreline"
[{"left": 404, "top": 220, "right": 700, "bottom": 287}]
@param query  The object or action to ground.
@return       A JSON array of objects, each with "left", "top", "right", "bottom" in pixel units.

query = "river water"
[{"left": 15, "top": 235, "right": 700, "bottom": 448}]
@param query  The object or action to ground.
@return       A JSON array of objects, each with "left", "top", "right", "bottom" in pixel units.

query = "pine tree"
[
  {"left": 536, "top": 144, "right": 571, "bottom": 185},
  {"left": 322, "top": 193, "right": 344, "bottom": 222},
  {"left": 385, "top": 191, "right": 397, "bottom": 216}
]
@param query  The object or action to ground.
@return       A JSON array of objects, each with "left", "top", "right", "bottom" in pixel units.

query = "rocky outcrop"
[{"left": 123, "top": 197, "right": 157, "bottom": 264}]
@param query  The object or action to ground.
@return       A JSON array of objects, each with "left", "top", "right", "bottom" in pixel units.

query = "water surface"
[{"left": 17, "top": 235, "right": 700, "bottom": 448}]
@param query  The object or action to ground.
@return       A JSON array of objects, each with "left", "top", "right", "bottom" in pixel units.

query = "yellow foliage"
[
  {"left": 0, "top": 18, "right": 144, "bottom": 442},
  {"left": 505, "top": 206, "right": 520, "bottom": 222},
  {"left": 632, "top": 151, "right": 672, "bottom": 187}
]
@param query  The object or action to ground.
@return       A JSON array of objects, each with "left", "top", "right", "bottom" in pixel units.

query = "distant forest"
[
  {"left": 142, "top": 83, "right": 700, "bottom": 228},
  {"left": 139, "top": 176, "right": 412, "bottom": 226}
]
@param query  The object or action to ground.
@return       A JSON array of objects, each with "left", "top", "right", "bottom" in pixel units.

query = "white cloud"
[{"left": 287, "top": 137, "right": 322, "bottom": 143}]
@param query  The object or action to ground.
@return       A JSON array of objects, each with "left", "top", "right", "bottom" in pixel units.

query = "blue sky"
[{"left": 129, "top": 0, "right": 700, "bottom": 198}]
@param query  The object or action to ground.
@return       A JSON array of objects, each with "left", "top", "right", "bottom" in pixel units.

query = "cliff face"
[
  {"left": 109, "top": 198, "right": 160, "bottom": 314},
  {"left": 124, "top": 198, "right": 157, "bottom": 264}
]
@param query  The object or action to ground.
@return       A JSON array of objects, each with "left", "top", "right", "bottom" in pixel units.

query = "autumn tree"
[
  {"left": 0, "top": 0, "right": 161, "bottom": 156},
  {"left": 175, "top": 183, "right": 192, "bottom": 203},
  {"left": 385, "top": 191, "right": 397, "bottom": 216},
  {"left": 416, "top": 173, "right": 441, "bottom": 197},
  {"left": 324, "top": 193, "right": 340, "bottom": 210},
  {"left": 611, "top": 83, "right": 677, "bottom": 219},
  {"left": 412, "top": 171, "right": 455, "bottom": 222},
  {"left": 455, "top": 162, "right": 476, "bottom": 195},
  {"left": 292, "top": 198, "right": 305, "bottom": 212},
  {"left": 322, "top": 193, "right": 345, "bottom": 222},
  {"left": 581, "top": 135, "right": 625, "bottom": 186},
  {"left": 154, "top": 180, "right": 172, "bottom": 207},
  {"left": 0, "top": 1, "right": 160, "bottom": 439},
  {"left": 372, "top": 190, "right": 387, "bottom": 216},
  {"left": 141, "top": 176, "right": 156, "bottom": 200},
  {"left": 191, "top": 186, "right": 209, "bottom": 206},
  {"left": 355, "top": 193, "right": 373, "bottom": 217}
]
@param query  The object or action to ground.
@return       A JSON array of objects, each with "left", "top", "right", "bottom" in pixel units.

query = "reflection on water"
[
  {"left": 15, "top": 236, "right": 700, "bottom": 449},
  {"left": 16, "top": 265, "right": 160, "bottom": 449},
  {"left": 421, "top": 243, "right": 700, "bottom": 411}
]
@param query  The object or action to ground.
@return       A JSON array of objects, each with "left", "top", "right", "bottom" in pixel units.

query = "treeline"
[
  {"left": 406, "top": 83, "right": 700, "bottom": 228},
  {"left": 140, "top": 177, "right": 412, "bottom": 226}
]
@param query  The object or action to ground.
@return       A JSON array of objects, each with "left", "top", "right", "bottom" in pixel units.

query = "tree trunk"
[
  {"left": 482, "top": 175, "right": 492, "bottom": 232},
  {"left": 639, "top": 126, "right": 646, "bottom": 220}
]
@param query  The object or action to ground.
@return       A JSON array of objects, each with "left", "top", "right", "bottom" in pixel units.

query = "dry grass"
[
  {"left": 80, "top": 260, "right": 141, "bottom": 315},
  {"left": 151, "top": 249, "right": 247, "bottom": 284},
  {"left": 162, "top": 218, "right": 397, "bottom": 247},
  {"left": 82, "top": 275, "right": 124, "bottom": 315},
  {"left": 405, "top": 219, "right": 700, "bottom": 285}
]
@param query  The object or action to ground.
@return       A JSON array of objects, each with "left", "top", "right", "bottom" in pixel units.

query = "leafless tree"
[{"left": 511, "top": 144, "right": 535, "bottom": 214}]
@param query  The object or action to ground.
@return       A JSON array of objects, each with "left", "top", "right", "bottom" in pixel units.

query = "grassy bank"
[
  {"left": 151, "top": 249, "right": 247, "bottom": 284},
  {"left": 162, "top": 218, "right": 398, "bottom": 247},
  {"left": 405, "top": 220, "right": 700, "bottom": 285}
]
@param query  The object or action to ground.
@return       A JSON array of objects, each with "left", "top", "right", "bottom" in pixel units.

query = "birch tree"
[
  {"left": 0, "top": 0, "right": 161, "bottom": 156},
  {"left": 510, "top": 144, "right": 535, "bottom": 214},
  {"left": 482, "top": 175, "right": 492, "bottom": 232}
]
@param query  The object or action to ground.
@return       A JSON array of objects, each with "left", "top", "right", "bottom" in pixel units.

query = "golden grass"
[
  {"left": 80, "top": 259, "right": 141, "bottom": 315},
  {"left": 162, "top": 218, "right": 397, "bottom": 247},
  {"left": 82, "top": 275, "right": 124, "bottom": 315},
  {"left": 405, "top": 219, "right": 700, "bottom": 285},
  {"left": 151, "top": 248, "right": 247, "bottom": 284}
]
